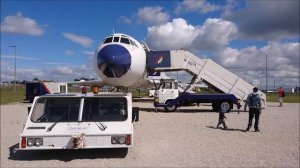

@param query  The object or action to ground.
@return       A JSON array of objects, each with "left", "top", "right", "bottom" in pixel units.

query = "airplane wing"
[{"left": 67, "top": 80, "right": 107, "bottom": 87}]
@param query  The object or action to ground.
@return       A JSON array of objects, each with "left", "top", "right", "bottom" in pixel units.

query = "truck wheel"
[
  {"left": 220, "top": 101, "right": 231, "bottom": 112},
  {"left": 164, "top": 100, "right": 177, "bottom": 112}
]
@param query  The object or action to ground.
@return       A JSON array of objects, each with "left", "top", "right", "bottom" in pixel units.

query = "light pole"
[
  {"left": 9, "top": 46, "right": 17, "bottom": 91},
  {"left": 266, "top": 49, "right": 268, "bottom": 92}
]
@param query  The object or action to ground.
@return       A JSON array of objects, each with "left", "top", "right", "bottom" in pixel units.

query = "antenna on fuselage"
[{"left": 113, "top": 29, "right": 115, "bottom": 34}]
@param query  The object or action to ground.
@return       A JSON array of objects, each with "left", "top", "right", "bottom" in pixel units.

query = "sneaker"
[
  {"left": 255, "top": 129, "right": 260, "bottom": 132},
  {"left": 245, "top": 128, "right": 250, "bottom": 132},
  {"left": 224, "top": 127, "right": 228, "bottom": 129}
]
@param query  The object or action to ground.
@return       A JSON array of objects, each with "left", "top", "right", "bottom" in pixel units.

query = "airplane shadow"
[
  {"left": 206, "top": 126, "right": 246, "bottom": 132},
  {"left": 8, "top": 143, "right": 128, "bottom": 162}
]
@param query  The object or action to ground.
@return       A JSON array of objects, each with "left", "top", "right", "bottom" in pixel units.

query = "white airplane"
[
  {"left": 88, "top": 33, "right": 206, "bottom": 89},
  {"left": 94, "top": 33, "right": 149, "bottom": 88}
]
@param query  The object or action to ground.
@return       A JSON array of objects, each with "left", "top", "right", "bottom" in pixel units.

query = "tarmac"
[{"left": 1, "top": 101, "right": 299, "bottom": 167}]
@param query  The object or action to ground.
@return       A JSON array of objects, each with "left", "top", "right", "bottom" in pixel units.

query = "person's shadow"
[
  {"left": 206, "top": 126, "right": 246, "bottom": 132},
  {"left": 8, "top": 143, "right": 128, "bottom": 162}
]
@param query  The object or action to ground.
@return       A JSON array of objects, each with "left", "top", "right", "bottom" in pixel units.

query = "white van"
[{"left": 19, "top": 92, "right": 139, "bottom": 150}]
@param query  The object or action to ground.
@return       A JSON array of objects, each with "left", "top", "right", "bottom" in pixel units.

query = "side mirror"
[
  {"left": 132, "top": 107, "right": 139, "bottom": 122},
  {"left": 27, "top": 107, "right": 31, "bottom": 115}
]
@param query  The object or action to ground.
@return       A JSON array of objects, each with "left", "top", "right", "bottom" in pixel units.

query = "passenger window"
[
  {"left": 120, "top": 38, "right": 130, "bottom": 44},
  {"left": 174, "top": 82, "right": 178, "bottom": 89},
  {"left": 163, "top": 82, "right": 172, "bottom": 89},
  {"left": 103, "top": 37, "right": 113, "bottom": 44},
  {"left": 113, "top": 37, "right": 120, "bottom": 42}
]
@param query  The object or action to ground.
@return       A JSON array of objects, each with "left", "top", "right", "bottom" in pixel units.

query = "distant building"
[{"left": 292, "top": 86, "right": 300, "bottom": 93}]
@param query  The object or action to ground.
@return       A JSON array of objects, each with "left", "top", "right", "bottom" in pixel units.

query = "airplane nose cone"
[{"left": 97, "top": 44, "right": 131, "bottom": 78}]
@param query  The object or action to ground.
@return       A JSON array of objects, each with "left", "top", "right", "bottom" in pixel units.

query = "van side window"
[{"left": 163, "top": 82, "right": 172, "bottom": 89}]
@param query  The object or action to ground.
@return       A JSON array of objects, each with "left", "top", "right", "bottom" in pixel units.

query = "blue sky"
[{"left": 1, "top": 0, "right": 299, "bottom": 90}]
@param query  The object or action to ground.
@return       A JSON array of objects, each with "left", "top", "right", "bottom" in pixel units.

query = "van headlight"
[
  {"left": 27, "top": 138, "right": 35, "bottom": 146},
  {"left": 111, "top": 136, "right": 126, "bottom": 144},
  {"left": 118, "top": 136, "right": 126, "bottom": 144},
  {"left": 35, "top": 138, "right": 43, "bottom": 146},
  {"left": 27, "top": 138, "right": 43, "bottom": 146}
]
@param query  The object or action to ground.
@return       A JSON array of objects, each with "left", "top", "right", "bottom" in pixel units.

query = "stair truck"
[
  {"left": 153, "top": 79, "right": 241, "bottom": 112},
  {"left": 20, "top": 92, "right": 139, "bottom": 151},
  {"left": 147, "top": 50, "right": 266, "bottom": 112}
]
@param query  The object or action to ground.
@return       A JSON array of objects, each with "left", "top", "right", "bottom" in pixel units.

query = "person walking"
[
  {"left": 245, "top": 87, "right": 262, "bottom": 132},
  {"left": 277, "top": 87, "right": 285, "bottom": 107},
  {"left": 216, "top": 107, "right": 227, "bottom": 129}
]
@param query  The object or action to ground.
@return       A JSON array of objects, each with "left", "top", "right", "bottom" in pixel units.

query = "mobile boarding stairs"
[{"left": 146, "top": 50, "right": 266, "bottom": 109}]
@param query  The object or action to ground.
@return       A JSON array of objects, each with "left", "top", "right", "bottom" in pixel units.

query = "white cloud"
[
  {"left": 175, "top": 0, "right": 221, "bottom": 15},
  {"left": 51, "top": 66, "right": 73, "bottom": 75},
  {"left": 65, "top": 50, "right": 74, "bottom": 56},
  {"left": 118, "top": 6, "right": 169, "bottom": 26},
  {"left": 1, "top": 54, "right": 39, "bottom": 61},
  {"left": 1, "top": 60, "right": 98, "bottom": 82},
  {"left": 43, "top": 62, "right": 70, "bottom": 65},
  {"left": 62, "top": 32, "right": 93, "bottom": 47},
  {"left": 146, "top": 18, "right": 198, "bottom": 50},
  {"left": 146, "top": 18, "right": 237, "bottom": 51},
  {"left": 118, "top": 16, "right": 132, "bottom": 25},
  {"left": 1, "top": 12, "right": 45, "bottom": 36},
  {"left": 193, "top": 18, "right": 237, "bottom": 50},
  {"left": 137, "top": 6, "right": 170, "bottom": 26},
  {"left": 80, "top": 50, "right": 94, "bottom": 56},
  {"left": 216, "top": 41, "right": 299, "bottom": 89}
]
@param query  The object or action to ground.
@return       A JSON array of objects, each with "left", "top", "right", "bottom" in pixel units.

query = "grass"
[
  {"left": 266, "top": 93, "right": 299, "bottom": 103},
  {"left": 0, "top": 85, "right": 299, "bottom": 104},
  {"left": 0, "top": 85, "right": 26, "bottom": 105}
]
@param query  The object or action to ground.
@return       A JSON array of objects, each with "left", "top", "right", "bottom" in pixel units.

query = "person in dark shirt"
[
  {"left": 245, "top": 87, "right": 262, "bottom": 132},
  {"left": 216, "top": 107, "right": 227, "bottom": 129}
]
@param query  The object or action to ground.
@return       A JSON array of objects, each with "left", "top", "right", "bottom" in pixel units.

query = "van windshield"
[
  {"left": 31, "top": 97, "right": 81, "bottom": 123},
  {"left": 82, "top": 97, "right": 127, "bottom": 121}
]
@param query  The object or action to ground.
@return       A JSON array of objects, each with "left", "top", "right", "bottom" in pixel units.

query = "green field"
[
  {"left": 0, "top": 85, "right": 26, "bottom": 104},
  {"left": 0, "top": 86, "right": 299, "bottom": 105}
]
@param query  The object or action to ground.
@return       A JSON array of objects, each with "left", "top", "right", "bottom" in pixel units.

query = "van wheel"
[{"left": 164, "top": 100, "right": 177, "bottom": 112}]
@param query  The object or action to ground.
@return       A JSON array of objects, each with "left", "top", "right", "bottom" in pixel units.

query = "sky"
[{"left": 1, "top": 0, "right": 299, "bottom": 90}]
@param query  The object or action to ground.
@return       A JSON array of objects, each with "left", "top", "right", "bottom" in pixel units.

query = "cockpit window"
[
  {"left": 130, "top": 39, "right": 137, "bottom": 47},
  {"left": 103, "top": 37, "right": 113, "bottom": 44},
  {"left": 102, "top": 35, "right": 138, "bottom": 47},
  {"left": 113, "top": 37, "right": 120, "bottom": 42},
  {"left": 120, "top": 37, "right": 130, "bottom": 45}
]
